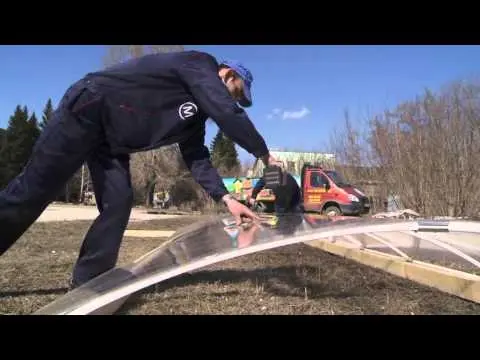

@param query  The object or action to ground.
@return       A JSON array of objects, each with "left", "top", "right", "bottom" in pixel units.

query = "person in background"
[{"left": 248, "top": 169, "right": 302, "bottom": 214}]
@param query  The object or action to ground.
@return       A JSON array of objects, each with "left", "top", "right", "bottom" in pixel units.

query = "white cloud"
[
  {"left": 266, "top": 106, "right": 310, "bottom": 120},
  {"left": 282, "top": 106, "right": 310, "bottom": 120}
]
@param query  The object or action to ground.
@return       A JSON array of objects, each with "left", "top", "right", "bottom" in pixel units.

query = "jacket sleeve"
[
  {"left": 178, "top": 124, "right": 230, "bottom": 203},
  {"left": 176, "top": 52, "right": 269, "bottom": 159}
]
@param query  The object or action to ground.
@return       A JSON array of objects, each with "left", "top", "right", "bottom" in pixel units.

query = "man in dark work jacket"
[
  {"left": 249, "top": 171, "right": 302, "bottom": 214},
  {"left": 0, "top": 50, "right": 282, "bottom": 288}
]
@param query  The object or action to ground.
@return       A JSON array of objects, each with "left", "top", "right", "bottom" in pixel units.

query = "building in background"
[{"left": 251, "top": 150, "right": 336, "bottom": 177}]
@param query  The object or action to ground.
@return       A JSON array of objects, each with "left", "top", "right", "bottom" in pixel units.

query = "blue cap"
[{"left": 220, "top": 59, "right": 253, "bottom": 107}]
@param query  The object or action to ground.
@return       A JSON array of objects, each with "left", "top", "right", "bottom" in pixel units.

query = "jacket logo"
[{"left": 178, "top": 102, "right": 198, "bottom": 120}]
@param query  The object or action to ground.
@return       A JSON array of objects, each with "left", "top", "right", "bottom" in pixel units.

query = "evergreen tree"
[
  {"left": 28, "top": 112, "right": 41, "bottom": 144},
  {"left": 222, "top": 136, "right": 240, "bottom": 171},
  {"left": 0, "top": 128, "right": 5, "bottom": 150},
  {"left": 1, "top": 105, "right": 41, "bottom": 187},
  {"left": 40, "top": 98, "right": 54, "bottom": 131},
  {"left": 209, "top": 128, "right": 240, "bottom": 175},
  {"left": 0, "top": 128, "right": 6, "bottom": 187},
  {"left": 209, "top": 129, "right": 225, "bottom": 166}
]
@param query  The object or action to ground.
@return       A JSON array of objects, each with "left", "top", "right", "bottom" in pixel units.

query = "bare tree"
[
  {"left": 129, "top": 144, "right": 188, "bottom": 207},
  {"left": 103, "top": 45, "right": 185, "bottom": 67},
  {"left": 330, "top": 79, "right": 480, "bottom": 218},
  {"left": 328, "top": 108, "right": 386, "bottom": 213}
]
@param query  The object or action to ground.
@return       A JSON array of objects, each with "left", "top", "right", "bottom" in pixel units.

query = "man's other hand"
[
  {"left": 261, "top": 153, "right": 283, "bottom": 168},
  {"left": 223, "top": 194, "right": 260, "bottom": 225}
]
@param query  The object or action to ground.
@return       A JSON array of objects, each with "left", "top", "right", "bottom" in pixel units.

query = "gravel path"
[{"left": 36, "top": 204, "right": 181, "bottom": 223}]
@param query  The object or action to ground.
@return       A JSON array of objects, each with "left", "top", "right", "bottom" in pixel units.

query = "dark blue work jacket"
[{"left": 83, "top": 50, "right": 269, "bottom": 202}]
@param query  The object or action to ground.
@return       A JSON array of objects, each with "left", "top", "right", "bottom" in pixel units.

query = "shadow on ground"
[
  {"left": 130, "top": 266, "right": 361, "bottom": 299},
  {"left": 0, "top": 287, "right": 68, "bottom": 297}
]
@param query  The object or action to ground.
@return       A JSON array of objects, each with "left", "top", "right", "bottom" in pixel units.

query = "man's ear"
[{"left": 224, "top": 68, "right": 237, "bottom": 82}]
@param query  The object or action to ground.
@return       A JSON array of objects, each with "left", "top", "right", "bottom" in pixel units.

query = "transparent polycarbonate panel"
[{"left": 34, "top": 214, "right": 480, "bottom": 315}]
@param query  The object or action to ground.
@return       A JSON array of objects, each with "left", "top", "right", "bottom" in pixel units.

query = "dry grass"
[{"left": 0, "top": 215, "right": 479, "bottom": 315}]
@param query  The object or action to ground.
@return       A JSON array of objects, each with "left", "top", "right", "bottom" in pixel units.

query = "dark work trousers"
[
  {"left": 273, "top": 188, "right": 300, "bottom": 214},
  {"left": 0, "top": 78, "right": 133, "bottom": 288},
  {"left": 71, "top": 147, "right": 133, "bottom": 287}
]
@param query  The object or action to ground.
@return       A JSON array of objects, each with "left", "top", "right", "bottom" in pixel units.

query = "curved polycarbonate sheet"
[{"left": 33, "top": 214, "right": 480, "bottom": 315}]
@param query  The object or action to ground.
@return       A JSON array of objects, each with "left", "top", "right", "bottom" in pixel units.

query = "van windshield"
[{"left": 325, "top": 171, "right": 350, "bottom": 187}]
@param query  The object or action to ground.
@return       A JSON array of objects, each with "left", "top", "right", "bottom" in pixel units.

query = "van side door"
[{"left": 304, "top": 171, "right": 330, "bottom": 211}]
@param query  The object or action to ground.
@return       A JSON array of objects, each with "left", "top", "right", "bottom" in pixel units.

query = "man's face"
[{"left": 220, "top": 68, "right": 246, "bottom": 104}]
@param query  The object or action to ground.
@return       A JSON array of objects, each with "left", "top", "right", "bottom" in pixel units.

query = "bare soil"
[{"left": 0, "top": 214, "right": 479, "bottom": 315}]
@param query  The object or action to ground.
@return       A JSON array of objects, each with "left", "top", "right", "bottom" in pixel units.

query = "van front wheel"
[{"left": 323, "top": 205, "right": 341, "bottom": 216}]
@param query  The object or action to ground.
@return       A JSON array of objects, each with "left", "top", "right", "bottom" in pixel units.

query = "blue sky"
[{"left": 1, "top": 45, "right": 480, "bottom": 162}]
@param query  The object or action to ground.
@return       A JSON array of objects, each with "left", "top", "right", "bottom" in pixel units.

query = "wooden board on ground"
[
  {"left": 33, "top": 214, "right": 480, "bottom": 315},
  {"left": 124, "top": 230, "right": 176, "bottom": 238}
]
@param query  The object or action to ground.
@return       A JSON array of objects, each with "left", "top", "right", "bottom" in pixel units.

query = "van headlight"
[{"left": 348, "top": 194, "right": 359, "bottom": 202}]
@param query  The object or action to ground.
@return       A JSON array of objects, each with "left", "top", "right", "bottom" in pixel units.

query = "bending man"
[{"left": 0, "top": 50, "right": 281, "bottom": 288}]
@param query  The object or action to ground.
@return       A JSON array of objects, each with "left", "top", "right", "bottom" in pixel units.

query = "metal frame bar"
[
  {"left": 403, "top": 231, "right": 480, "bottom": 269},
  {"left": 341, "top": 235, "right": 365, "bottom": 248},
  {"left": 364, "top": 232, "right": 413, "bottom": 261}
]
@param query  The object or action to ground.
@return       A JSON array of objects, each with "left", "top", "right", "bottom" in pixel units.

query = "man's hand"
[
  {"left": 261, "top": 153, "right": 283, "bottom": 168},
  {"left": 222, "top": 194, "right": 260, "bottom": 225},
  {"left": 237, "top": 222, "right": 260, "bottom": 248}
]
